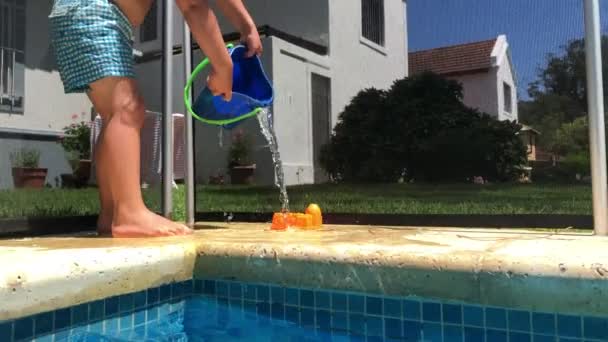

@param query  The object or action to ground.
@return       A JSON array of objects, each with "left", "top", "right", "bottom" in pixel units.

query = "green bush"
[
  {"left": 320, "top": 72, "right": 528, "bottom": 182},
  {"left": 60, "top": 122, "right": 91, "bottom": 160}
]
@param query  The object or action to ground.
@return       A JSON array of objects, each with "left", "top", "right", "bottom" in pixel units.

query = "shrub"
[{"left": 320, "top": 72, "right": 528, "bottom": 182}]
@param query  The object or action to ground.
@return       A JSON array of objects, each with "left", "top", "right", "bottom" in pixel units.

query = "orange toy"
[
  {"left": 271, "top": 204, "right": 323, "bottom": 230},
  {"left": 271, "top": 212, "right": 288, "bottom": 230},
  {"left": 305, "top": 204, "right": 323, "bottom": 226}
]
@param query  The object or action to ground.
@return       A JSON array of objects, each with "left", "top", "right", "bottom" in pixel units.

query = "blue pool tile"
[
  {"left": 119, "top": 314, "right": 132, "bottom": 331},
  {"left": 317, "top": 310, "right": 331, "bottom": 330},
  {"left": 444, "top": 324, "right": 464, "bottom": 342},
  {"left": 182, "top": 280, "right": 194, "bottom": 295},
  {"left": 258, "top": 302, "right": 271, "bottom": 316},
  {"left": 71, "top": 303, "right": 88, "bottom": 325},
  {"left": 385, "top": 318, "right": 402, "bottom": 338},
  {"left": 271, "top": 286, "right": 285, "bottom": 304},
  {"left": 147, "top": 287, "right": 159, "bottom": 305},
  {"left": 367, "top": 316, "right": 383, "bottom": 337},
  {"left": 54, "top": 329, "right": 69, "bottom": 341},
  {"left": 422, "top": 322, "right": 442, "bottom": 342},
  {"left": 367, "top": 336, "right": 383, "bottom": 342},
  {"left": 366, "top": 296, "right": 383, "bottom": 316},
  {"left": 332, "top": 293, "right": 347, "bottom": 312},
  {"left": 486, "top": 307, "right": 507, "bottom": 329},
  {"left": 133, "top": 291, "right": 147, "bottom": 309},
  {"left": 171, "top": 282, "right": 184, "bottom": 298},
  {"left": 203, "top": 280, "right": 216, "bottom": 295},
  {"left": 349, "top": 294, "right": 365, "bottom": 314},
  {"left": 119, "top": 293, "right": 134, "bottom": 313},
  {"left": 54, "top": 308, "right": 71, "bottom": 331},
  {"left": 35, "top": 334, "right": 54, "bottom": 342},
  {"left": 148, "top": 305, "right": 159, "bottom": 322},
  {"left": 315, "top": 291, "right": 330, "bottom": 309},
  {"left": 509, "top": 310, "right": 531, "bottom": 332},
  {"left": 194, "top": 280, "right": 203, "bottom": 293},
  {"left": 14, "top": 318, "right": 34, "bottom": 341},
  {"left": 282, "top": 288, "right": 297, "bottom": 306},
  {"left": 0, "top": 322, "right": 12, "bottom": 342},
  {"left": 533, "top": 334, "right": 556, "bottom": 342},
  {"left": 89, "top": 300, "right": 104, "bottom": 321},
  {"left": 104, "top": 316, "right": 119, "bottom": 333},
  {"left": 557, "top": 315, "right": 582, "bottom": 338},
  {"left": 422, "top": 302, "right": 441, "bottom": 322},
  {"left": 509, "top": 331, "right": 531, "bottom": 342},
  {"left": 464, "top": 327, "right": 484, "bottom": 342},
  {"left": 89, "top": 320, "right": 103, "bottom": 334},
  {"left": 244, "top": 284, "right": 257, "bottom": 301},
  {"left": 105, "top": 296, "right": 119, "bottom": 316},
  {"left": 216, "top": 281, "right": 229, "bottom": 298},
  {"left": 583, "top": 316, "right": 608, "bottom": 340},
  {"left": 332, "top": 312, "right": 348, "bottom": 331},
  {"left": 34, "top": 311, "right": 54, "bottom": 336},
  {"left": 229, "top": 282, "right": 243, "bottom": 299},
  {"left": 533, "top": 313, "right": 556, "bottom": 335},
  {"left": 257, "top": 285, "right": 270, "bottom": 302},
  {"left": 349, "top": 314, "right": 365, "bottom": 335},
  {"left": 559, "top": 339, "right": 581, "bottom": 342},
  {"left": 301, "top": 308, "right": 315, "bottom": 327},
  {"left": 443, "top": 304, "right": 462, "bottom": 324},
  {"left": 271, "top": 303, "right": 285, "bottom": 320},
  {"left": 285, "top": 306, "right": 300, "bottom": 324},
  {"left": 229, "top": 298, "right": 242, "bottom": 310},
  {"left": 134, "top": 310, "right": 145, "bottom": 326},
  {"left": 159, "top": 285, "right": 171, "bottom": 302},
  {"left": 300, "top": 290, "right": 315, "bottom": 308},
  {"left": 486, "top": 329, "right": 507, "bottom": 342},
  {"left": 403, "top": 320, "right": 421, "bottom": 341},
  {"left": 384, "top": 298, "right": 401, "bottom": 318},
  {"left": 463, "top": 306, "right": 484, "bottom": 327},
  {"left": 403, "top": 300, "right": 420, "bottom": 320}
]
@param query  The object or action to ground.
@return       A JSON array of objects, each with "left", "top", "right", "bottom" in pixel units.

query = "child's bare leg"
[
  {"left": 94, "top": 123, "right": 114, "bottom": 235},
  {"left": 87, "top": 76, "right": 192, "bottom": 237}
]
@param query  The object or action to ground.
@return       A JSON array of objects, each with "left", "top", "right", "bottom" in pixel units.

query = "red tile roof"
[{"left": 409, "top": 38, "right": 497, "bottom": 76}]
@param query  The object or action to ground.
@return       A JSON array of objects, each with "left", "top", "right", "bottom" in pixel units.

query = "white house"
[
  {"left": 133, "top": 0, "right": 408, "bottom": 186},
  {"left": 0, "top": 0, "right": 408, "bottom": 189},
  {"left": 409, "top": 35, "right": 518, "bottom": 122},
  {"left": 0, "top": 0, "right": 91, "bottom": 189}
]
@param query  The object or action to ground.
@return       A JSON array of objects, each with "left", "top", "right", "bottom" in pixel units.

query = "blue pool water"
[{"left": 1, "top": 279, "right": 607, "bottom": 342}]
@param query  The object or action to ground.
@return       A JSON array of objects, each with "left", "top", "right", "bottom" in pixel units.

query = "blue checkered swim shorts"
[{"left": 49, "top": 0, "right": 135, "bottom": 93}]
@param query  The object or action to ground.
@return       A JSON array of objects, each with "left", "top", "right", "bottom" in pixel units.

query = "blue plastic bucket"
[{"left": 185, "top": 44, "right": 273, "bottom": 129}]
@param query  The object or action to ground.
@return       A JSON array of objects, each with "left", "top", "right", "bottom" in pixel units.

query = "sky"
[{"left": 407, "top": 0, "right": 608, "bottom": 100}]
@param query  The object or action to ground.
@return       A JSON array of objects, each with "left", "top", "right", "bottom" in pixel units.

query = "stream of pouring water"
[{"left": 256, "top": 108, "right": 290, "bottom": 212}]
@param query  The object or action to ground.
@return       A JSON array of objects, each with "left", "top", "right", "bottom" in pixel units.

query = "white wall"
[
  {"left": 0, "top": 0, "right": 91, "bottom": 134},
  {"left": 448, "top": 72, "right": 499, "bottom": 119},
  {"left": 496, "top": 54, "right": 518, "bottom": 122},
  {"left": 327, "top": 0, "right": 408, "bottom": 124}
]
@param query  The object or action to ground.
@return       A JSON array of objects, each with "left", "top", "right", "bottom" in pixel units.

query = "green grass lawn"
[{"left": 0, "top": 183, "right": 592, "bottom": 221}]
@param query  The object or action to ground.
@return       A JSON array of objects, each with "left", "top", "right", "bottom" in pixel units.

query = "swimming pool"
[{"left": 1, "top": 279, "right": 606, "bottom": 342}]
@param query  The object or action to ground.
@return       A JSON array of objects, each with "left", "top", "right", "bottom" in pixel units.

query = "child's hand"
[
  {"left": 207, "top": 62, "right": 233, "bottom": 101},
  {"left": 241, "top": 28, "right": 263, "bottom": 57}
]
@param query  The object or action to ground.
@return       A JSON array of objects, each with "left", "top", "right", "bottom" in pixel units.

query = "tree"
[
  {"left": 520, "top": 35, "right": 608, "bottom": 154},
  {"left": 320, "top": 72, "right": 528, "bottom": 183}
]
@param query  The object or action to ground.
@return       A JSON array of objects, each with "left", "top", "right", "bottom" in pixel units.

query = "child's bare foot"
[
  {"left": 111, "top": 208, "right": 193, "bottom": 238},
  {"left": 97, "top": 212, "right": 113, "bottom": 236}
]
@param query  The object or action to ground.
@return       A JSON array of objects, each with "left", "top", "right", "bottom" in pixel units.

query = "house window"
[
  {"left": 361, "top": 0, "right": 385, "bottom": 46},
  {"left": 503, "top": 82, "right": 512, "bottom": 114},
  {"left": 140, "top": 1, "right": 158, "bottom": 43},
  {"left": 0, "top": 0, "right": 25, "bottom": 112}
]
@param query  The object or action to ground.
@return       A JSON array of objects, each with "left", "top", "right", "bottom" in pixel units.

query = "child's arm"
[
  {"left": 176, "top": 0, "right": 233, "bottom": 100},
  {"left": 215, "top": 0, "right": 263, "bottom": 57}
]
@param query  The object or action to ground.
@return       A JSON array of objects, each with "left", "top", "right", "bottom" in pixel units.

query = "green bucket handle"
[{"left": 184, "top": 43, "right": 262, "bottom": 126}]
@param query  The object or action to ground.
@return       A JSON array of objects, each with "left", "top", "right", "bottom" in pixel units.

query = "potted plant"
[
  {"left": 228, "top": 129, "right": 256, "bottom": 185},
  {"left": 10, "top": 148, "right": 47, "bottom": 188},
  {"left": 60, "top": 121, "right": 91, "bottom": 185}
]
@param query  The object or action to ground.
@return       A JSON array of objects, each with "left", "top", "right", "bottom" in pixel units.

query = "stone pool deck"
[{"left": 0, "top": 223, "right": 607, "bottom": 321}]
